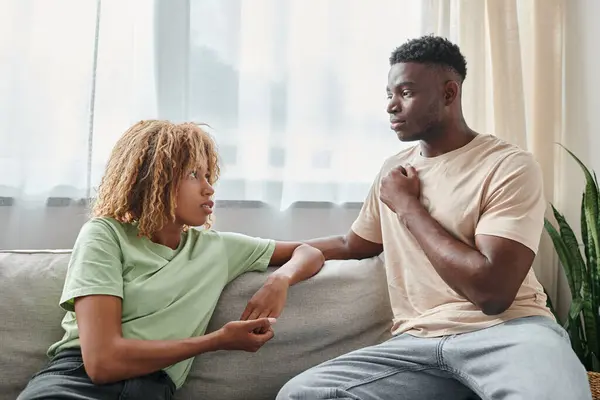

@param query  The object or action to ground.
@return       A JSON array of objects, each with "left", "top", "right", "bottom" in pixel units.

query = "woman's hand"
[
  {"left": 217, "top": 318, "right": 276, "bottom": 352},
  {"left": 239, "top": 243, "right": 324, "bottom": 333},
  {"left": 241, "top": 275, "right": 290, "bottom": 329}
]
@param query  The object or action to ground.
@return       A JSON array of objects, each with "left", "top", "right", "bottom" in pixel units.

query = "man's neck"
[{"left": 419, "top": 122, "right": 476, "bottom": 158}]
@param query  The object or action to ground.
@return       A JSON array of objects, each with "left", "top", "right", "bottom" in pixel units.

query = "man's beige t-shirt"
[{"left": 352, "top": 134, "right": 553, "bottom": 337}]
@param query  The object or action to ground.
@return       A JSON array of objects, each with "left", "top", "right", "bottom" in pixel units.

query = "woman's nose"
[{"left": 203, "top": 184, "right": 214, "bottom": 197}]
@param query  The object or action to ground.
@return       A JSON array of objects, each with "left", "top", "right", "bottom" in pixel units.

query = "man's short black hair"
[{"left": 390, "top": 35, "right": 467, "bottom": 82}]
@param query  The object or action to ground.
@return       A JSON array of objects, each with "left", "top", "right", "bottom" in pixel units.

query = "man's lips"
[{"left": 390, "top": 120, "right": 406, "bottom": 130}]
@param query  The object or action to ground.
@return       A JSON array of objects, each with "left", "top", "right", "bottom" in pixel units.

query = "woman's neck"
[{"left": 151, "top": 223, "right": 184, "bottom": 250}]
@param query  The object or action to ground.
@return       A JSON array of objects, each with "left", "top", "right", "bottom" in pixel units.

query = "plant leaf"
[
  {"left": 582, "top": 193, "right": 591, "bottom": 273},
  {"left": 544, "top": 218, "right": 577, "bottom": 294},
  {"left": 569, "top": 298, "right": 586, "bottom": 363},
  {"left": 559, "top": 144, "right": 599, "bottom": 257},
  {"left": 563, "top": 315, "right": 570, "bottom": 330},
  {"left": 551, "top": 204, "right": 585, "bottom": 297},
  {"left": 559, "top": 144, "right": 600, "bottom": 360},
  {"left": 580, "top": 193, "right": 600, "bottom": 360},
  {"left": 566, "top": 315, "right": 585, "bottom": 363},
  {"left": 569, "top": 297, "right": 584, "bottom": 320}
]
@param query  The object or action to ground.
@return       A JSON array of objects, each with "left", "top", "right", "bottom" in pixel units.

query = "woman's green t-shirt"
[{"left": 47, "top": 217, "right": 276, "bottom": 389}]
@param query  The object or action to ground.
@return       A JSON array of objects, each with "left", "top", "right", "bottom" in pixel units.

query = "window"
[{"left": 0, "top": 0, "right": 422, "bottom": 210}]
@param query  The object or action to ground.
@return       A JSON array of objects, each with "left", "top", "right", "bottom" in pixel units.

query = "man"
[{"left": 276, "top": 36, "right": 591, "bottom": 399}]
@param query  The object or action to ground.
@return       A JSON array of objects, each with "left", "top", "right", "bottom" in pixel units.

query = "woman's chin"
[{"left": 182, "top": 217, "right": 208, "bottom": 228}]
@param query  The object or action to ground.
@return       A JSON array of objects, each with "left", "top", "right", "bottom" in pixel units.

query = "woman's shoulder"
[
  {"left": 77, "top": 217, "right": 135, "bottom": 244},
  {"left": 187, "top": 226, "right": 220, "bottom": 241},
  {"left": 188, "top": 228, "right": 271, "bottom": 250},
  {"left": 187, "top": 228, "right": 252, "bottom": 241},
  {"left": 81, "top": 216, "right": 125, "bottom": 233},
  {"left": 186, "top": 228, "right": 246, "bottom": 248}
]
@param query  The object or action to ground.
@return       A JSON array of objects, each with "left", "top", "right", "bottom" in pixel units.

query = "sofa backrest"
[{"left": 0, "top": 250, "right": 393, "bottom": 400}]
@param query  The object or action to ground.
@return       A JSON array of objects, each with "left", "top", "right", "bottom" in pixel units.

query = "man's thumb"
[{"left": 406, "top": 164, "right": 417, "bottom": 177}]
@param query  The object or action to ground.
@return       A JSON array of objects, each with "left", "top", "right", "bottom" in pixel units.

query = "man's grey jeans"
[{"left": 277, "top": 316, "right": 592, "bottom": 400}]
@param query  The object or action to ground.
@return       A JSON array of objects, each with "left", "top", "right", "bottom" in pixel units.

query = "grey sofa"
[{"left": 0, "top": 250, "right": 393, "bottom": 400}]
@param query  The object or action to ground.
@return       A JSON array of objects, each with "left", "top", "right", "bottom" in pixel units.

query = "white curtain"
[
  {"left": 0, "top": 0, "right": 421, "bottom": 221},
  {"left": 0, "top": 0, "right": 569, "bottom": 314},
  {"left": 0, "top": 0, "right": 158, "bottom": 204}
]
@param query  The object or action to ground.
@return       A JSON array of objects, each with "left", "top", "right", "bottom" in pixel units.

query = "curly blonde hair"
[{"left": 92, "top": 120, "right": 220, "bottom": 238}]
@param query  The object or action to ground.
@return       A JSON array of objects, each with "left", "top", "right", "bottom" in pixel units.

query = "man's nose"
[{"left": 387, "top": 98, "right": 399, "bottom": 114}]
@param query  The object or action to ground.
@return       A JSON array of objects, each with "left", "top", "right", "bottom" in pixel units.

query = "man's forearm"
[
  {"left": 399, "top": 200, "right": 491, "bottom": 305},
  {"left": 305, "top": 235, "right": 350, "bottom": 260}
]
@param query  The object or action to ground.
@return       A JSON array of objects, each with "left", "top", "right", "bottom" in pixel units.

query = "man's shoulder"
[
  {"left": 476, "top": 133, "right": 533, "bottom": 159},
  {"left": 477, "top": 135, "right": 540, "bottom": 176}
]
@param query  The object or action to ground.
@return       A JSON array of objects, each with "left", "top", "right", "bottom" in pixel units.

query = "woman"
[{"left": 18, "top": 120, "right": 324, "bottom": 399}]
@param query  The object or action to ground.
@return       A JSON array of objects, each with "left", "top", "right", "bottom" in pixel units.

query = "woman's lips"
[{"left": 201, "top": 200, "right": 214, "bottom": 214}]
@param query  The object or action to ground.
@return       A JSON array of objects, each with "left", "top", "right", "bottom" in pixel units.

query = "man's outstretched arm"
[
  {"left": 239, "top": 234, "right": 382, "bottom": 322},
  {"left": 305, "top": 170, "right": 385, "bottom": 261},
  {"left": 305, "top": 231, "right": 383, "bottom": 261}
]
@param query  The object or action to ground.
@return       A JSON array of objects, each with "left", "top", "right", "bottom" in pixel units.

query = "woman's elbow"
[
  {"left": 82, "top": 348, "right": 121, "bottom": 385},
  {"left": 299, "top": 244, "right": 325, "bottom": 268},
  {"left": 85, "top": 359, "right": 114, "bottom": 385}
]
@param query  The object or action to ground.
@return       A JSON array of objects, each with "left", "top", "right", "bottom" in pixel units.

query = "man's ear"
[{"left": 444, "top": 80, "right": 460, "bottom": 106}]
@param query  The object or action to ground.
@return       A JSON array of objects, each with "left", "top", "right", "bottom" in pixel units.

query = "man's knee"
[
  {"left": 275, "top": 381, "right": 295, "bottom": 400},
  {"left": 537, "top": 363, "right": 592, "bottom": 400},
  {"left": 496, "top": 325, "right": 591, "bottom": 399},
  {"left": 276, "top": 374, "right": 308, "bottom": 400},
  {"left": 276, "top": 370, "right": 334, "bottom": 400},
  {"left": 516, "top": 374, "right": 592, "bottom": 400}
]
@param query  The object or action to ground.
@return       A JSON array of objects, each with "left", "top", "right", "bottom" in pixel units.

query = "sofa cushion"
[
  {"left": 0, "top": 251, "right": 393, "bottom": 400},
  {"left": 179, "top": 256, "right": 393, "bottom": 400},
  {"left": 0, "top": 251, "right": 72, "bottom": 400}
]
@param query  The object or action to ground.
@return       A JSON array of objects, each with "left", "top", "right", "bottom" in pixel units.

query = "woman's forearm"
[
  {"left": 268, "top": 243, "right": 324, "bottom": 286},
  {"left": 86, "top": 331, "right": 223, "bottom": 384}
]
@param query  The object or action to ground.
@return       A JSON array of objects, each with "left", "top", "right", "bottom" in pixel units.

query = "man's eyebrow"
[{"left": 387, "top": 81, "right": 416, "bottom": 91}]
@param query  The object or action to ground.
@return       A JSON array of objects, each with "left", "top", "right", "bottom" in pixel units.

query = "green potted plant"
[{"left": 543, "top": 144, "right": 600, "bottom": 393}]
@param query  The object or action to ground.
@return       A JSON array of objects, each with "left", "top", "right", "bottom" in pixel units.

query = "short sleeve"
[
  {"left": 475, "top": 152, "right": 546, "bottom": 253},
  {"left": 59, "top": 218, "right": 124, "bottom": 311},
  {"left": 351, "top": 172, "right": 383, "bottom": 244},
  {"left": 220, "top": 232, "right": 276, "bottom": 282}
]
